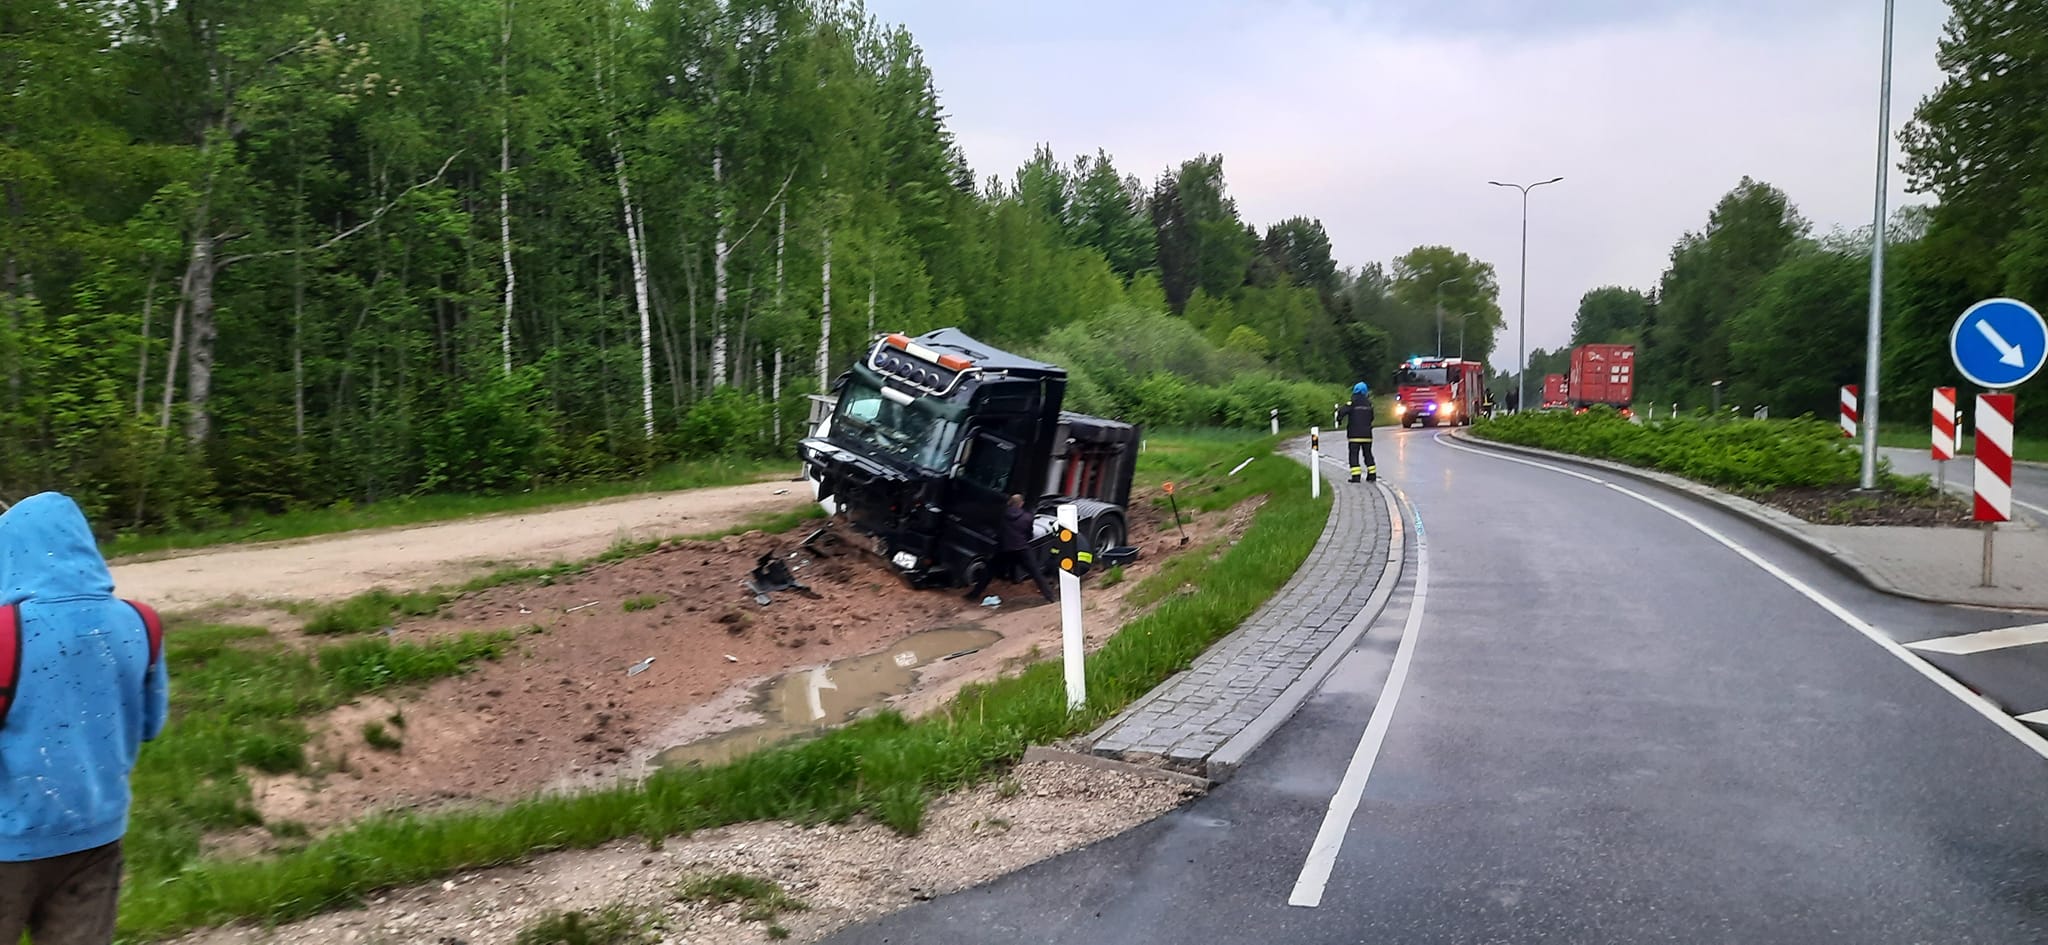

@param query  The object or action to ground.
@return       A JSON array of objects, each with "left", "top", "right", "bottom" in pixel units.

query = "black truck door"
[{"left": 948, "top": 432, "right": 1015, "bottom": 562}]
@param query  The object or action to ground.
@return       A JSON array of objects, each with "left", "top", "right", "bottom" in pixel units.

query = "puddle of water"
[{"left": 653, "top": 625, "right": 999, "bottom": 769}]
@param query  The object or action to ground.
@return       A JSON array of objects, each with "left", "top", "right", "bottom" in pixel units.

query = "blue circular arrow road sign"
[{"left": 1950, "top": 298, "right": 2048, "bottom": 390}]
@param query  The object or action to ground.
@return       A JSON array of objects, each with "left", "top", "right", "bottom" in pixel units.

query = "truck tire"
[{"left": 1087, "top": 514, "right": 1127, "bottom": 558}]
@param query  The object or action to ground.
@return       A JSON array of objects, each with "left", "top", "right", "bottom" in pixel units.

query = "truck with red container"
[
  {"left": 1394, "top": 356, "right": 1486, "bottom": 428},
  {"left": 1541, "top": 374, "right": 1569, "bottom": 410},
  {"left": 1568, "top": 343, "right": 1636, "bottom": 414}
]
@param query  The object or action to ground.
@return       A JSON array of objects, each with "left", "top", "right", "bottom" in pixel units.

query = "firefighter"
[{"left": 1333, "top": 381, "right": 1377, "bottom": 483}]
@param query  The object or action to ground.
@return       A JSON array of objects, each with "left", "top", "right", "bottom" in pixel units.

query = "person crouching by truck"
[
  {"left": 965, "top": 494, "right": 1058, "bottom": 605},
  {"left": 1333, "top": 382, "right": 1377, "bottom": 483}
]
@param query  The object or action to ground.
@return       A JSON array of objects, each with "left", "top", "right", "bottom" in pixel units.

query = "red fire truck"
[{"left": 1394, "top": 357, "right": 1486, "bottom": 428}]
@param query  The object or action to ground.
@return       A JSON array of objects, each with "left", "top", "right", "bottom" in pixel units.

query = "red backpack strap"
[
  {"left": 125, "top": 600, "right": 164, "bottom": 668},
  {"left": 0, "top": 605, "right": 19, "bottom": 730}
]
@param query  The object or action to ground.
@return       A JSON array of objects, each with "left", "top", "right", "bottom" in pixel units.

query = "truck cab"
[{"left": 799, "top": 329, "right": 1137, "bottom": 590}]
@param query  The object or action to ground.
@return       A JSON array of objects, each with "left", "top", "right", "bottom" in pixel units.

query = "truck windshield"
[
  {"left": 1396, "top": 366, "right": 1451, "bottom": 386},
  {"left": 831, "top": 380, "right": 962, "bottom": 473}
]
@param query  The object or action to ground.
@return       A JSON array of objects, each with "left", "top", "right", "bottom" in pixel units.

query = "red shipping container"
[
  {"left": 1570, "top": 344, "right": 1635, "bottom": 408},
  {"left": 1542, "top": 374, "right": 1569, "bottom": 408}
]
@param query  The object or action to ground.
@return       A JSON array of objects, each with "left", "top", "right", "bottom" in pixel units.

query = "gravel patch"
[{"left": 172, "top": 759, "right": 1201, "bottom": 945}]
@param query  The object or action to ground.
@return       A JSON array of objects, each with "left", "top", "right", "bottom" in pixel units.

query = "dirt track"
[{"left": 109, "top": 480, "right": 811, "bottom": 612}]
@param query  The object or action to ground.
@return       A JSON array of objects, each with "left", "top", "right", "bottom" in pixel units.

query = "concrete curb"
[
  {"left": 1447, "top": 430, "right": 2041, "bottom": 612},
  {"left": 1020, "top": 745, "right": 1213, "bottom": 791},
  {"left": 1206, "top": 480, "right": 1408, "bottom": 783}
]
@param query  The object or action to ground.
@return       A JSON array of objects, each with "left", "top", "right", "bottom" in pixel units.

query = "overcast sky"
[{"left": 861, "top": 0, "right": 1953, "bottom": 366}]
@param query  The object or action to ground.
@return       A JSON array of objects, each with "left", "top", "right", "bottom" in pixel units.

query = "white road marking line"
[
  {"left": 2016, "top": 709, "right": 2048, "bottom": 726},
  {"left": 1288, "top": 510, "right": 1429, "bottom": 909},
  {"left": 1905, "top": 622, "right": 2048, "bottom": 655},
  {"left": 1437, "top": 434, "right": 2048, "bottom": 762}
]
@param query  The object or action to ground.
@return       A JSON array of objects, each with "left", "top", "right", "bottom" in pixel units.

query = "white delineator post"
[
  {"left": 1975, "top": 393, "right": 2015, "bottom": 587},
  {"left": 1841, "top": 384, "right": 1860, "bottom": 439},
  {"left": 1310, "top": 427, "right": 1321, "bottom": 499},
  {"left": 1933, "top": 386, "right": 1957, "bottom": 494},
  {"left": 1271, "top": 408, "right": 1280, "bottom": 436},
  {"left": 1057, "top": 503, "right": 1086, "bottom": 711}
]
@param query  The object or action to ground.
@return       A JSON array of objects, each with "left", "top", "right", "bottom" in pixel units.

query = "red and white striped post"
[
  {"left": 1840, "top": 385, "right": 1860, "bottom": 439},
  {"left": 1933, "top": 386, "right": 1957, "bottom": 493},
  {"left": 1974, "top": 393, "right": 2016, "bottom": 587}
]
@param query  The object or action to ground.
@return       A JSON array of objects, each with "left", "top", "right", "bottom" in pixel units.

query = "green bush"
[
  {"left": 1474, "top": 410, "right": 1865, "bottom": 490},
  {"left": 419, "top": 367, "right": 561, "bottom": 493},
  {"left": 675, "top": 388, "right": 776, "bottom": 458}
]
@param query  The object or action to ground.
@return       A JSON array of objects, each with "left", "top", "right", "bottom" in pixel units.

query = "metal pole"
[
  {"left": 1981, "top": 522, "right": 1995, "bottom": 588},
  {"left": 1435, "top": 276, "right": 1462, "bottom": 360},
  {"left": 1860, "top": 0, "right": 1896, "bottom": 491},
  {"left": 1518, "top": 189, "right": 1529, "bottom": 414},
  {"left": 1491, "top": 177, "right": 1560, "bottom": 415}
]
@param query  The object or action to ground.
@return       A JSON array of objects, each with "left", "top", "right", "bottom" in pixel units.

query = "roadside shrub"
[
  {"left": 1474, "top": 410, "right": 1864, "bottom": 490},
  {"left": 676, "top": 388, "right": 775, "bottom": 458},
  {"left": 420, "top": 368, "right": 560, "bottom": 494}
]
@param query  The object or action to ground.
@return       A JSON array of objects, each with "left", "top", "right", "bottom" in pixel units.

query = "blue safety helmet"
[{"left": 1352, "top": 382, "right": 1370, "bottom": 396}]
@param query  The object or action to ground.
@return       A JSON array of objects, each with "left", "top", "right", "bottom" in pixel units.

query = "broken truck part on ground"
[{"left": 799, "top": 328, "right": 1141, "bottom": 591}]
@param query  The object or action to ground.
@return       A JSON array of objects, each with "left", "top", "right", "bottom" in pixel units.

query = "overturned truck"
[{"left": 799, "top": 328, "right": 1138, "bottom": 590}]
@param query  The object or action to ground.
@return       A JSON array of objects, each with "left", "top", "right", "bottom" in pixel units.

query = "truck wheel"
[{"left": 1088, "top": 515, "right": 1127, "bottom": 556}]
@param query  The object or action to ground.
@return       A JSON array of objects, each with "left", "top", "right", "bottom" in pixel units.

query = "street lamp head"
[
  {"left": 1538, "top": 176, "right": 1565, "bottom": 186},
  {"left": 1487, "top": 181, "right": 1510, "bottom": 188}
]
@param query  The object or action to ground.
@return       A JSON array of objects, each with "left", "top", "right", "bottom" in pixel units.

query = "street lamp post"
[
  {"left": 1435, "top": 276, "right": 1464, "bottom": 359},
  {"left": 1859, "top": 0, "right": 1896, "bottom": 491},
  {"left": 1490, "top": 176, "right": 1565, "bottom": 416},
  {"left": 1457, "top": 313, "right": 1476, "bottom": 359}
]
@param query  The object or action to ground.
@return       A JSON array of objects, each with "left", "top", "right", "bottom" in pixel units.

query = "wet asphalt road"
[{"left": 825, "top": 428, "right": 2048, "bottom": 945}]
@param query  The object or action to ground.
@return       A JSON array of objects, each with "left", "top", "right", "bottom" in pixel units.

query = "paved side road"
[
  {"left": 1884, "top": 446, "right": 2048, "bottom": 521},
  {"left": 1090, "top": 456, "right": 1392, "bottom": 774}
]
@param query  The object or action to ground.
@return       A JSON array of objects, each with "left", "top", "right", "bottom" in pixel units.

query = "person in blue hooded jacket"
[
  {"left": 0, "top": 493, "right": 168, "bottom": 944},
  {"left": 1333, "top": 382, "right": 1378, "bottom": 482}
]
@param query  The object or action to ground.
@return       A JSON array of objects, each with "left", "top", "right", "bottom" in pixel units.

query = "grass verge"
[
  {"left": 124, "top": 625, "right": 519, "bottom": 887},
  {"left": 107, "top": 455, "right": 799, "bottom": 560},
  {"left": 116, "top": 432, "right": 1333, "bottom": 939}
]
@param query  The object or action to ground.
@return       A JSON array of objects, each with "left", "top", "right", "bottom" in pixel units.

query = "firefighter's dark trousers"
[{"left": 1348, "top": 438, "right": 1376, "bottom": 481}]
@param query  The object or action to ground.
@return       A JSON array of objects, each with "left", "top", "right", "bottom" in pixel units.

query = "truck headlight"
[{"left": 1394, "top": 403, "right": 1406, "bottom": 415}]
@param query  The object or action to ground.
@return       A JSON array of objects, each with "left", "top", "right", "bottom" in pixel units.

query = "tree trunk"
[
  {"left": 775, "top": 200, "right": 786, "bottom": 312},
  {"left": 682, "top": 244, "right": 699, "bottom": 396},
  {"left": 135, "top": 266, "right": 159, "bottom": 417},
  {"left": 498, "top": 0, "right": 516, "bottom": 376},
  {"left": 868, "top": 271, "right": 877, "bottom": 336},
  {"left": 614, "top": 145, "right": 654, "bottom": 439},
  {"left": 3, "top": 179, "right": 21, "bottom": 413},
  {"left": 772, "top": 347, "right": 784, "bottom": 443},
  {"left": 293, "top": 249, "right": 306, "bottom": 442},
  {"left": 818, "top": 217, "right": 833, "bottom": 390},
  {"left": 710, "top": 150, "right": 730, "bottom": 388}
]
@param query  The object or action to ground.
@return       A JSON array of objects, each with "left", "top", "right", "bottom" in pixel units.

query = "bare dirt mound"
[{"left": 109, "top": 479, "right": 811, "bottom": 612}]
